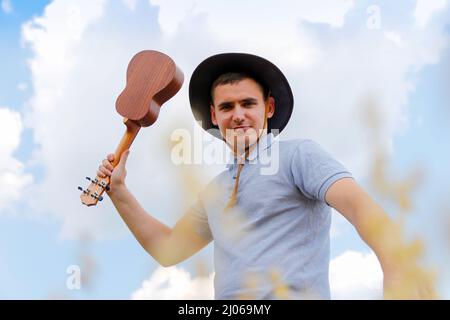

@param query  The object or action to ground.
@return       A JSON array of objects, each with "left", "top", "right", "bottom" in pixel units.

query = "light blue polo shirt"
[{"left": 186, "top": 133, "right": 353, "bottom": 299}]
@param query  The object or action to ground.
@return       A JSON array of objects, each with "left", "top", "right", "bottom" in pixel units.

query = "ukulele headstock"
[{"left": 79, "top": 176, "right": 110, "bottom": 207}]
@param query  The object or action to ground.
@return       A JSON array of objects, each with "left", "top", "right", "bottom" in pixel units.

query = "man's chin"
[{"left": 227, "top": 136, "right": 258, "bottom": 154}]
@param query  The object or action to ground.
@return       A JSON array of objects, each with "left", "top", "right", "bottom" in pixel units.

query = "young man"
[{"left": 99, "top": 53, "right": 435, "bottom": 299}]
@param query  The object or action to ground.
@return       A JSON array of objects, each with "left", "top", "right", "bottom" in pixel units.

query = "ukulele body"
[{"left": 116, "top": 50, "right": 184, "bottom": 127}]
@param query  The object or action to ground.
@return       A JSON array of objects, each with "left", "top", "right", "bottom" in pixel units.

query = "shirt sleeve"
[
  {"left": 184, "top": 196, "right": 213, "bottom": 242},
  {"left": 290, "top": 140, "right": 353, "bottom": 203}
]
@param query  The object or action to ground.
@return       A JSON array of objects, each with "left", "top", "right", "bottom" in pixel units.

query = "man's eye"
[{"left": 242, "top": 102, "right": 254, "bottom": 107}]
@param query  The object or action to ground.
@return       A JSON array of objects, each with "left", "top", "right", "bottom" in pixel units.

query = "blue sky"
[{"left": 0, "top": 0, "right": 449, "bottom": 299}]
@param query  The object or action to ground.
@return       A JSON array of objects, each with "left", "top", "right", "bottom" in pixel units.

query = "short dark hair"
[{"left": 210, "top": 72, "right": 270, "bottom": 104}]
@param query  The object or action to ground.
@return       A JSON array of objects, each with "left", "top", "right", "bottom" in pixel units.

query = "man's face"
[{"left": 210, "top": 78, "right": 275, "bottom": 154}]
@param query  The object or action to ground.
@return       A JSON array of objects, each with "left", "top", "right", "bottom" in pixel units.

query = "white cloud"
[
  {"left": 384, "top": 31, "right": 403, "bottom": 47},
  {"left": 414, "top": 0, "right": 448, "bottom": 28},
  {"left": 1, "top": 0, "right": 12, "bottom": 14},
  {"left": 131, "top": 266, "right": 214, "bottom": 299},
  {"left": 149, "top": 0, "right": 354, "bottom": 35},
  {"left": 330, "top": 250, "right": 383, "bottom": 299},
  {"left": 20, "top": 0, "right": 449, "bottom": 241},
  {"left": 131, "top": 251, "right": 382, "bottom": 300},
  {"left": 148, "top": 0, "right": 354, "bottom": 67},
  {"left": 0, "top": 108, "right": 33, "bottom": 211},
  {"left": 280, "top": 3, "right": 449, "bottom": 179}
]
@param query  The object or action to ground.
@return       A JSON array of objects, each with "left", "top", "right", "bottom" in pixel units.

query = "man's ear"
[
  {"left": 266, "top": 96, "right": 275, "bottom": 119},
  {"left": 210, "top": 104, "right": 217, "bottom": 125}
]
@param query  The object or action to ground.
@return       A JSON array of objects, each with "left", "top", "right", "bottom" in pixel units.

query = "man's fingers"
[
  {"left": 102, "top": 159, "right": 114, "bottom": 171},
  {"left": 98, "top": 165, "right": 112, "bottom": 176}
]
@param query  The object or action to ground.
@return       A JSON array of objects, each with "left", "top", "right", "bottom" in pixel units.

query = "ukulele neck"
[{"left": 112, "top": 118, "right": 141, "bottom": 166}]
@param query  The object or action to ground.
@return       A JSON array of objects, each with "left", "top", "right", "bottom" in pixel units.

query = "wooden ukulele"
[{"left": 79, "top": 50, "right": 183, "bottom": 206}]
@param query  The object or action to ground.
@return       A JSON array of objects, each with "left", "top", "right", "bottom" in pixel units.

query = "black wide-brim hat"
[{"left": 189, "top": 53, "right": 294, "bottom": 140}]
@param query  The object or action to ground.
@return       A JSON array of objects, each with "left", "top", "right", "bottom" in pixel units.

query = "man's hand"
[{"left": 97, "top": 149, "right": 130, "bottom": 195}]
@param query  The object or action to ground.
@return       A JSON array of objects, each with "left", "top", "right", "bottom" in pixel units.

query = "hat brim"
[{"left": 189, "top": 53, "right": 293, "bottom": 140}]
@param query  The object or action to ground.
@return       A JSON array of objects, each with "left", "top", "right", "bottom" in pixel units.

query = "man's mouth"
[{"left": 233, "top": 126, "right": 251, "bottom": 132}]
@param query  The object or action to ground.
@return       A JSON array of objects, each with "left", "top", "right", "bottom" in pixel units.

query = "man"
[{"left": 98, "top": 53, "right": 435, "bottom": 299}]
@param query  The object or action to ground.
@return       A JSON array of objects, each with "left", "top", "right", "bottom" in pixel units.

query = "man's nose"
[{"left": 231, "top": 105, "right": 246, "bottom": 122}]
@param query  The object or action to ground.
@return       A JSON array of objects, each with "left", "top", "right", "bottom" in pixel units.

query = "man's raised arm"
[{"left": 100, "top": 150, "right": 211, "bottom": 267}]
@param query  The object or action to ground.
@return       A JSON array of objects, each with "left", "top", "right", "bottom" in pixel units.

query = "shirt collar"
[{"left": 226, "top": 132, "right": 275, "bottom": 169}]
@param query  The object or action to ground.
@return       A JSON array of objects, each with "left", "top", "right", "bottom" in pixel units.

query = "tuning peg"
[
  {"left": 90, "top": 192, "right": 103, "bottom": 201},
  {"left": 86, "top": 176, "right": 100, "bottom": 185},
  {"left": 78, "top": 186, "right": 89, "bottom": 194},
  {"left": 99, "top": 180, "right": 110, "bottom": 191}
]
